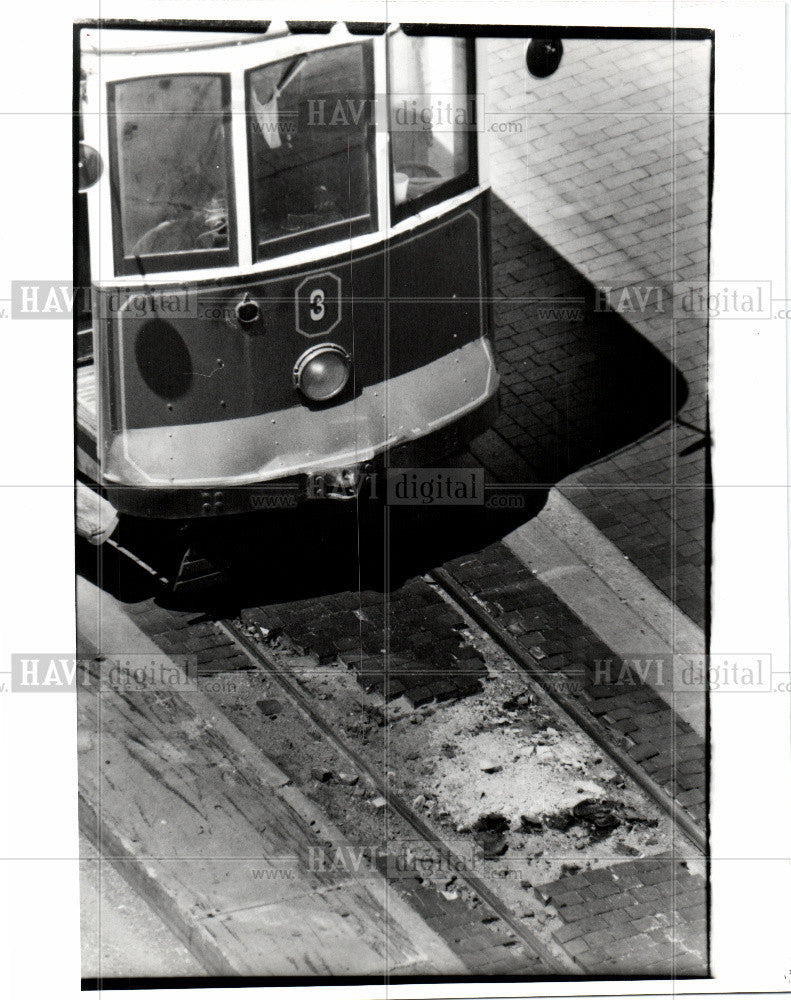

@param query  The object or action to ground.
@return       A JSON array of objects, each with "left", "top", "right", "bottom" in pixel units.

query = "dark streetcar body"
[{"left": 76, "top": 25, "right": 499, "bottom": 531}]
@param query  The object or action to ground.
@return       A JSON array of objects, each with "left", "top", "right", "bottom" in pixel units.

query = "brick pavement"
[
  {"left": 114, "top": 533, "right": 706, "bottom": 831},
  {"left": 106, "top": 584, "right": 709, "bottom": 977},
  {"left": 443, "top": 541, "right": 706, "bottom": 830},
  {"left": 534, "top": 854, "right": 707, "bottom": 976},
  {"left": 484, "top": 36, "right": 711, "bottom": 628},
  {"left": 108, "top": 575, "right": 707, "bottom": 975},
  {"left": 239, "top": 581, "right": 488, "bottom": 705},
  {"left": 104, "top": 494, "right": 705, "bottom": 831},
  {"left": 370, "top": 853, "right": 547, "bottom": 975}
]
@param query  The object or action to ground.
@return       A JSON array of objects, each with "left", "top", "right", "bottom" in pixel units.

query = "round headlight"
[{"left": 293, "top": 344, "right": 351, "bottom": 402}]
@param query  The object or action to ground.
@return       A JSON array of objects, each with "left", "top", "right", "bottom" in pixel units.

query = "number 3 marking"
[
  {"left": 309, "top": 288, "right": 325, "bottom": 321},
  {"left": 295, "top": 272, "right": 340, "bottom": 336}
]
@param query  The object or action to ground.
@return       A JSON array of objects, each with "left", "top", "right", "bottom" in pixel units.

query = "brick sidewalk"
[{"left": 484, "top": 36, "right": 710, "bottom": 628}]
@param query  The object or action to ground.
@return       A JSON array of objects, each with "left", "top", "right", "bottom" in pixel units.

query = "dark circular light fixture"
[
  {"left": 526, "top": 38, "right": 564, "bottom": 78},
  {"left": 293, "top": 343, "right": 351, "bottom": 402}
]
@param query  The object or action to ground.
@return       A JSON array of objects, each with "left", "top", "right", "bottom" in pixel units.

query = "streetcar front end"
[{"left": 76, "top": 24, "right": 498, "bottom": 521}]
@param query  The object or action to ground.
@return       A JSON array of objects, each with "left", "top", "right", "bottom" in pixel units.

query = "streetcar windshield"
[
  {"left": 388, "top": 34, "right": 477, "bottom": 221},
  {"left": 109, "top": 74, "right": 236, "bottom": 275},
  {"left": 246, "top": 43, "right": 376, "bottom": 260}
]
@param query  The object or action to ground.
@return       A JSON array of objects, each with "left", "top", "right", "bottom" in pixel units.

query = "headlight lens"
[{"left": 293, "top": 344, "right": 351, "bottom": 402}]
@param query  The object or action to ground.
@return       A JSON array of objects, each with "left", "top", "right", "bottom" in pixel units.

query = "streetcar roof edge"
[{"left": 79, "top": 24, "right": 395, "bottom": 57}]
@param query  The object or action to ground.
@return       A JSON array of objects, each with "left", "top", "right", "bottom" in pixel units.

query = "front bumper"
[{"left": 102, "top": 341, "right": 499, "bottom": 518}]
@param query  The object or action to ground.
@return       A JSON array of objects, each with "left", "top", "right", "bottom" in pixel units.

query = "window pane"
[
  {"left": 247, "top": 44, "right": 374, "bottom": 258},
  {"left": 389, "top": 35, "right": 474, "bottom": 207},
  {"left": 112, "top": 75, "right": 231, "bottom": 261}
]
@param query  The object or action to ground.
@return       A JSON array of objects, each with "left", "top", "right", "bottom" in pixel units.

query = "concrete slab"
[
  {"left": 77, "top": 575, "right": 468, "bottom": 978},
  {"left": 503, "top": 488, "right": 705, "bottom": 736}
]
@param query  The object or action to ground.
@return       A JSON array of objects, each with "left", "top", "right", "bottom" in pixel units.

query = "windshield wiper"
[
  {"left": 254, "top": 54, "right": 309, "bottom": 150},
  {"left": 274, "top": 54, "right": 309, "bottom": 98}
]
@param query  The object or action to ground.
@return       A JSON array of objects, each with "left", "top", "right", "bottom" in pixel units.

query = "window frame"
[
  {"left": 107, "top": 72, "right": 238, "bottom": 277},
  {"left": 387, "top": 35, "right": 479, "bottom": 225},
  {"left": 244, "top": 40, "right": 378, "bottom": 263}
]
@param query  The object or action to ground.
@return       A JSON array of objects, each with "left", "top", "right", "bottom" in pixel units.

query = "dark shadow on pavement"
[{"left": 487, "top": 193, "right": 688, "bottom": 484}]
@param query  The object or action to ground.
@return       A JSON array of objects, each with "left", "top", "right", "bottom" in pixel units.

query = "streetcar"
[{"left": 76, "top": 23, "right": 498, "bottom": 540}]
